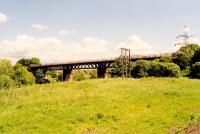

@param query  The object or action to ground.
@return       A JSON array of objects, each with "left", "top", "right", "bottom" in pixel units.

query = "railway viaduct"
[{"left": 29, "top": 52, "right": 176, "bottom": 81}]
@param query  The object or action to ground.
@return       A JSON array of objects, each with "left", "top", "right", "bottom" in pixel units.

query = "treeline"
[
  {"left": 110, "top": 44, "right": 200, "bottom": 78},
  {"left": 0, "top": 44, "right": 200, "bottom": 89},
  {"left": 0, "top": 57, "right": 98, "bottom": 89},
  {"left": 0, "top": 58, "right": 38, "bottom": 89}
]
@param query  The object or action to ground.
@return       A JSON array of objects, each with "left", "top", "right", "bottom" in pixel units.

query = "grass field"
[{"left": 0, "top": 78, "right": 200, "bottom": 134}]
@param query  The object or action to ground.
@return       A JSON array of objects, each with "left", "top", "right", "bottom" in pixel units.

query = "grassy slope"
[{"left": 0, "top": 78, "right": 200, "bottom": 134}]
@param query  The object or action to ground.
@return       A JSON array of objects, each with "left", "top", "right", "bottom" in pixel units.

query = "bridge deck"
[{"left": 30, "top": 52, "right": 176, "bottom": 70}]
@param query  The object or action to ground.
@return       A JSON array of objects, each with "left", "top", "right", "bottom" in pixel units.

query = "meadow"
[{"left": 0, "top": 78, "right": 200, "bottom": 134}]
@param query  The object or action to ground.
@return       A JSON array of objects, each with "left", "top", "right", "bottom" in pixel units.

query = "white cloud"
[
  {"left": 31, "top": 24, "right": 49, "bottom": 30},
  {"left": 0, "top": 34, "right": 165, "bottom": 63},
  {"left": 0, "top": 12, "right": 8, "bottom": 23},
  {"left": 0, "top": 35, "right": 113, "bottom": 63},
  {"left": 57, "top": 30, "right": 76, "bottom": 36},
  {"left": 117, "top": 35, "right": 155, "bottom": 55}
]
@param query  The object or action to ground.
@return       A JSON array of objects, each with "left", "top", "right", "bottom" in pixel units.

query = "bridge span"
[{"left": 30, "top": 52, "right": 176, "bottom": 81}]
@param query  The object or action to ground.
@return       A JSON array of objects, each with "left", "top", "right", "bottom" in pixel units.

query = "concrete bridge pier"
[
  {"left": 63, "top": 69, "right": 73, "bottom": 81},
  {"left": 97, "top": 67, "right": 107, "bottom": 79}
]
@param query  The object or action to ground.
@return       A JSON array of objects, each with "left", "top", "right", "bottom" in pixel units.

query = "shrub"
[
  {"left": 0, "top": 75, "right": 15, "bottom": 89},
  {"left": 173, "top": 44, "right": 200, "bottom": 70},
  {"left": 154, "top": 56, "right": 173, "bottom": 63},
  {"left": 73, "top": 70, "right": 89, "bottom": 81},
  {"left": 131, "top": 60, "right": 150, "bottom": 78},
  {"left": 0, "top": 59, "right": 14, "bottom": 77},
  {"left": 131, "top": 60, "right": 180, "bottom": 78},
  {"left": 88, "top": 70, "right": 97, "bottom": 79},
  {"left": 14, "top": 67, "right": 35, "bottom": 86},
  {"left": 190, "top": 62, "right": 200, "bottom": 78},
  {"left": 35, "top": 69, "right": 46, "bottom": 84},
  {"left": 109, "top": 58, "right": 124, "bottom": 78},
  {"left": 191, "top": 49, "right": 200, "bottom": 64}
]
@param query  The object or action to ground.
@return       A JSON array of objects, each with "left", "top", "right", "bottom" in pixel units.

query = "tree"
[
  {"left": 35, "top": 69, "right": 46, "bottom": 84},
  {"left": 16, "top": 57, "right": 41, "bottom": 67},
  {"left": 131, "top": 60, "right": 180, "bottom": 78},
  {"left": 154, "top": 56, "right": 173, "bottom": 63},
  {"left": 16, "top": 58, "right": 31, "bottom": 67},
  {"left": 14, "top": 67, "right": 35, "bottom": 87},
  {"left": 131, "top": 60, "right": 150, "bottom": 78},
  {"left": 109, "top": 58, "right": 124, "bottom": 78},
  {"left": 0, "top": 75, "right": 15, "bottom": 89},
  {"left": 173, "top": 44, "right": 200, "bottom": 70},
  {"left": 30, "top": 58, "right": 41, "bottom": 65},
  {"left": 190, "top": 62, "right": 200, "bottom": 78},
  {"left": 0, "top": 59, "right": 14, "bottom": 77},
  {"left": 191, "top": 48, "right": 200, "bottom": 64}
]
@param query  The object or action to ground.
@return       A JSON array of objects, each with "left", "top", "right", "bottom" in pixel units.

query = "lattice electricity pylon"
[
  {"left": 175, "top": 25, "right": 193, "bottom": 46},
  {"left": 119, "top": 48, "right": 131, "bottom": 78}
]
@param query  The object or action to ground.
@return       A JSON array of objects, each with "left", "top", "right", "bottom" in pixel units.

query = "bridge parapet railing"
[{"left": 30, "top": 52, "right": 178, "bottom": 67}]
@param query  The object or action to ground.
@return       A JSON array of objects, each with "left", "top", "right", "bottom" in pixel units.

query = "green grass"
[{"left": 0, "top": 78, "right": 200, "bottom": 134}]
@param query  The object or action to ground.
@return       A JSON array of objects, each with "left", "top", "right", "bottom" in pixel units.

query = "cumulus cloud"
[
  {"left": 31, "top": 24, "right": 49, "bottom": 30},
  {"left": 0, "top": 35, "right": 113, "bottom": 63},
  {"left": 57, "top": 30, "right": 76, "bottom": 36},
  {"left": 0, "top": 12, "right": 8, "bottom": 23},
  {"left": 117, "top": 35, "right": 155, "bottom": 55},
  {"left": 0, "top": 34, "right": 162, "bottom": 63}
]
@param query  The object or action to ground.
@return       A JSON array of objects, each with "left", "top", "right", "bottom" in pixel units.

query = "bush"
[
  {"left": 73, "top": 70, "right": 89, "bottom": 81},
  {"left": 154, "top": 56, "right": 173, "bottom": 63},
  {"left": 173, "top": 44, "right": 200, "bottom": 70},
  {"left": 0, "top": 59, "right": 14, "bottom": 77},
  {"left": 190, "top": 62, "right": 200, "bottom": 78},
  {"left": 35, "top": 69, "right": 46, "bottom": 84},
  {"left": 14, "top": 67, "right": 35, "bottom": 87},
  {"left": 88, "top": 70, "right": 97, "bottom": 79},
  {"left": 131, "top": 60, "right": 180, "bottom": 78},
  {"left": 0, "top": 75, "right": 15, "bottom": 89},
  {"left": 191, "top": 49, "right": 200, "bottom": 64},
  {"left": 131, "top": 60, "right": 150, "bottom": 78}
]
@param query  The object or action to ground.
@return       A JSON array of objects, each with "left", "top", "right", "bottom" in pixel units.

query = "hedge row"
[{"left": 131, "top": 60, "right": 180, "bottom": 78}]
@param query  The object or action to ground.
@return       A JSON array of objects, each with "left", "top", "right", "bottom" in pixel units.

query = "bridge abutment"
[
  {"left": 97, "top": 68, "right": 107, "bottom": 79},
  {"left": 63, "top": 69, "right": 73, "bottom": 81}
]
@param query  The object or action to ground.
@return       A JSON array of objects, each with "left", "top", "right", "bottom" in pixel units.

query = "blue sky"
[{"left": 0, "top": 0, "right": 200, "bottom": 62}]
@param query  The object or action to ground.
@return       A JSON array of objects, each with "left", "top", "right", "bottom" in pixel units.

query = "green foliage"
[
  {"left": 154, "top": 56, "right": 173, "bottom": 63},
  {"left": 173, "top": 44, "right": 200, "bottom": 70},
  {"left": 87, "top": 70, "right": 97, "bottom": 79},
  {"left": 0, "top": 75, "right": 15, "bottom": 89},
  {"left": 131, "top": 60, "right": 180, "bottom": 78},
  {"left": 48, "top": 71, "right": 57, "bottom": 78},
  {"left": 30, "top": 57, "right": 41, "bottom": 65},
  {"left": 35, "top": 69, "right": 46, "bottom": 84},
  {"left": 16, "top": 57, "right": 41, "bottom": 67},
  {"left": 14, "top": 67, "right": 35, "bottom": 87},
  {"left": 109, "top": 58, "right": 124, "bottom": 77},
  {"left": 73, "top": 70, "right": 90, "bottom": 81},
  {"left": 131, "top": 60, "right": 150, "bottom": 78},
  {"left": 190, "top": 62, "right": 200, "bottom": 78},
  {"left": 191, "top": 48, "right": 200, "bottom": 64},
  {"left": 0, "top": 59, "right": 14, "bottom": 77}
]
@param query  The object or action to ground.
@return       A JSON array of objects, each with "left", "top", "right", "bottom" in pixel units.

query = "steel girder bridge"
[{"left": 29, "top": 52, "right": 176, "bottom": 81}]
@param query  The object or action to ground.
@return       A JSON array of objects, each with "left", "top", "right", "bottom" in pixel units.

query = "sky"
[{"left": 0, "top": 0, "right": 200, "bottom": 63}]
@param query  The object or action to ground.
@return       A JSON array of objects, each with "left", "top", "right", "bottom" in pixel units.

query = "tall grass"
[{"left": 0, "top": 78, "right": 200, "bottom": 134}]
